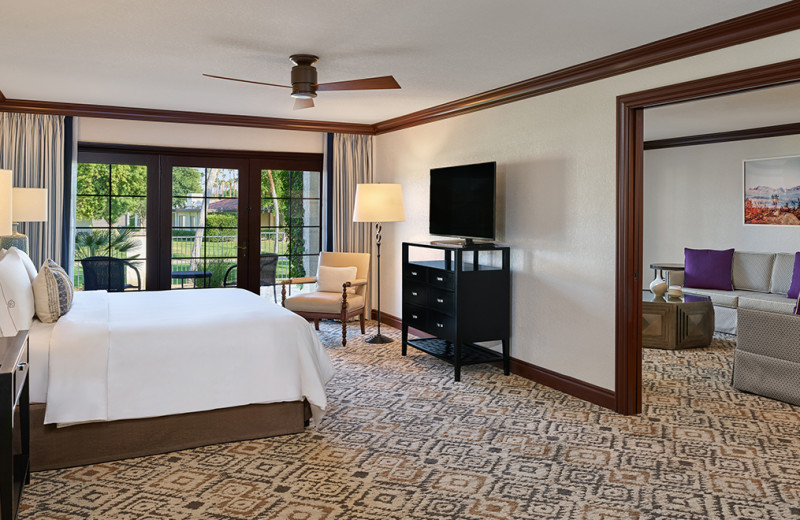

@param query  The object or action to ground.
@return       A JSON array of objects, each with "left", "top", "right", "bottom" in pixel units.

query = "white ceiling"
[
  {"left": 645, "top": 82, "right": 800, "bottom": 141},
  {"left": 0, "top": 0, "right": 787, "bottom": 125}
]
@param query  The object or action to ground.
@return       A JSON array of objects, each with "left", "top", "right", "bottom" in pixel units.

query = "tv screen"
[{"left": 429, "top": 162, "right": 496, "bottom": 240}]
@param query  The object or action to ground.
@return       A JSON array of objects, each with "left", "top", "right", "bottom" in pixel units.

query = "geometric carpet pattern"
[{"left": 19, "top": 323, "right": 800, "bottom": 519}]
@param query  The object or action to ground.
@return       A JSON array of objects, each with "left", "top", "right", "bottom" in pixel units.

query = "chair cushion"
[
  {"left": 0, "top": 248, "right": 36, "bottom": 336},
  {"left": 684, "top": 248, "right": 734, "bottom": 291},
  {"left": 284, "top": 292, "right": 364, "bottom": 314},
  {"left": 732, "top": 251, "right": 775, "bottom": 292},
  {"left": 33, "top": 259, "right": 74, "bottom": 323},
  {"left": 317, "top": 265, "right": 358, "bottom": 294}
]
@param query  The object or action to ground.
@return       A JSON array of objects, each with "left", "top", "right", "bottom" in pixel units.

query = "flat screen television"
[{"left": 429, "top": 161, "right": 496, "bottom": 245}]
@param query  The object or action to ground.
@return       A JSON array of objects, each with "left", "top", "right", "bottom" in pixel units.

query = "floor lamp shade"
[
  {"left": 352, "top": 184, "right": 405, "bottom": 223},
  {"left": 0, "top": 170, "right": 11, "bottom": 236}
]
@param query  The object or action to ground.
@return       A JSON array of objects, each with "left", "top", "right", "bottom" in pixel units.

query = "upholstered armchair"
[{"left": 281, "top": 252, "right": 370, "bottom": 346}]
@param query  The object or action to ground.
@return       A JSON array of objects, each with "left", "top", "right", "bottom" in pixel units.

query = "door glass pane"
[
  {"left": 260, "top": 169, "right": 321, "bottom": 281},
  {"left": 74, "top": 162, "right": 149, "bottom": 291},
  {"left": 171, "top": 167, "right": 239, "bottom": 289}
]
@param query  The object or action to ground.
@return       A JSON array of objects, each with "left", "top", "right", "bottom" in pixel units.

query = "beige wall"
[
  {"left": 375, "top": 30, "right": 800, "bottom": 391},
  {"left": 77, "top": 117, "right": 324, "bottom": 153},
  {"left": 644, "top": 135, "right": 800, "bottom": 287}
]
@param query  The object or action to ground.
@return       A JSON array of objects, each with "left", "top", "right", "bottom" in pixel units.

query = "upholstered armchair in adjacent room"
[{"left": 281, "top": 252, "right": 370, "bottom": 346}]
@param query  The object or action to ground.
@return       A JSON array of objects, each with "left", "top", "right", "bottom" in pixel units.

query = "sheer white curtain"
[
  {"left": 0, "top": 113, "right": 66, "bottom": 268},
  {"left": 332, "top": 133, "right": 373, "bottom": 315}
]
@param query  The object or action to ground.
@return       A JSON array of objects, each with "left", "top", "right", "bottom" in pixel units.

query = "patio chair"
[
  {"left": 81, "top": 256, "right": 142, "bottom": 292},
  {"left": 281, "top": 252, "right": 370, "bottom": 346},
  {"left": 223, "top": 253, "right": 280, "bottom": 302}
]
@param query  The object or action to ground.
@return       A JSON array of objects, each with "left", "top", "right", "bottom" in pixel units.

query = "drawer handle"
[
  {"left": 436, "top": 276, "right": 444, "bottom": 282},
  {"left": 411, "top": 271, "right": 418, "bottom": 276},
  {"left": 411, "top": 314, "right": 418, "bottom": 319},
  {"left": 17, "top": 362, "right": 27, "bottom": 371},
  {"left": 411, "top": 291, "right": 418, "bottom": 296},
  {"left": 436, "top": 298, "right": 444, "bottom": 303},
  {"left": 436, "top": 322, "right": 444, "bottom": 328}
]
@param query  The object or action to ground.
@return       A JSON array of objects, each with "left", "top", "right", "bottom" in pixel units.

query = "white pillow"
[
  {"left": 33, "top": 259, "right": 74, "bottom": 323},
  {"left": 0, "top": 248, "right": 36, "bottom": 336},
  {"left": 317, "top": 265, "right": 358, "bottom": 294},
  {"left": 11, "top": 247, "right": 38, "bottom": 283}
]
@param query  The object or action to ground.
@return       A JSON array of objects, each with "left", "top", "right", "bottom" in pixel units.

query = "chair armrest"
[
  {"left": 123, "top": 260, "right": 142, "bottom": 291},
  {"left": 344, "top": 278, "right": 368, "bottom": 288},
  {"left": 281, "top": 277, "right": 317, "bottom": 286}
]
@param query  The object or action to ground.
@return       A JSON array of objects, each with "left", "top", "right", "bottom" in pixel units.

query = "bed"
[{"left": 25, "top": 287, "right": 335, "bottom": 470}]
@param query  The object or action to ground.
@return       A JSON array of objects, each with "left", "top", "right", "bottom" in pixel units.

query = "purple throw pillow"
[
  {"left": 788, "top": 252, "right": 800, "bottom": 299},
  {"left": 684, "top": 248, "right": 734, "bottom": 291}
]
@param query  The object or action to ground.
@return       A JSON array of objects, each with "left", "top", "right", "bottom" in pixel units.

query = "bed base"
[{"left": 31, "top": 401, "right": 310, "bottom": 471}]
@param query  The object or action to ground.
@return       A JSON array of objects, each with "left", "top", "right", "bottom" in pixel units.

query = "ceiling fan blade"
[
  {"left": 202, "top": 74, "right": 291, "bottom": 89},
  {"left": 316, "top": 75, "right": 400, "bottom": 92},
  {"left": 293, "top": 97, "right": 315, "bottom": 110}
]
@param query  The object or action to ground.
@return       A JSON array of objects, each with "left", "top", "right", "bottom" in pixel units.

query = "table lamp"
[
  {"left": 352, "top": 183, "right": 405, "bottom": 344},
  {"left": 0, "top": 187, "right": 48, "bottom": 253}
]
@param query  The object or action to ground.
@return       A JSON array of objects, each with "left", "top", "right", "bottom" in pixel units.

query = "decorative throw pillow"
[
  {"left": 0, "top": 248, "right": 36, "bottom": 336},
  {"left": 317, "top": 265, "right": 358, "bottom": 294},
  {"left": 684, "top": 248, "right": 734, "bottom": 291},
  {"left": 33, "top": 259, "right": 74, "bottom": 323},
  {"left": 13, "top": 247, "right": 38, "bottom": 284},
  {"left": 795, "top": 292, "right": 800, "bottom": 315},
  {"left": 787, "top": 252, "right": 800, "bottom": 299}
]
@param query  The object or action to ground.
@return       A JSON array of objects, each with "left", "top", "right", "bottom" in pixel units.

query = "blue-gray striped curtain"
[
  {"left": 0, "top": 113, "right": 66, "bottom": 269},
  {"left": 332, "top": 133, "right": 373, "bottom": 315}
]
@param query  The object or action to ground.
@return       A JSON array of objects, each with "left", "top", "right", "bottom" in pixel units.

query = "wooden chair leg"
[
  {"left": 360, "top": 311, "right": 366, "bottom": 334},
  {"left": 341, "top": 319, "right": 347, "bottom": 346},
  {"left": 314, "top": 319, "right": 320, "bottom": 331}
]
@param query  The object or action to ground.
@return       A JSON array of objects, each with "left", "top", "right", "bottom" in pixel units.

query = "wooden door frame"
[{"left": 615, "top": 57, "right": 800, "bottom": 415}]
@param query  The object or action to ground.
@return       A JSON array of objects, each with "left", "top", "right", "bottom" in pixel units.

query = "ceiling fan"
[{"left": 203, "top": 54, "right": 401, "bottom": 110}]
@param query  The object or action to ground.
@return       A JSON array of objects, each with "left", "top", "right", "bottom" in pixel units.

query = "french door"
[{"left": 76, "top": 145, "right": 323, "bottom": 296}]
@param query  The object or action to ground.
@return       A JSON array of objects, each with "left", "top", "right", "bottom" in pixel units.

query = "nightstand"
[{"left": 0, "top": 331, "right": 30, "bottom": 520}]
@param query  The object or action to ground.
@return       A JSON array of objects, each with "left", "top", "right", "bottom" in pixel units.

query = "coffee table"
[{"left": 642, "top": 291, "right": 714, "bottom": 349}]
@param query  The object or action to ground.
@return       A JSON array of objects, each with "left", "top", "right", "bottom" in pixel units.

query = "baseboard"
[{"left": 373, "top": 311, "right": 617, "bottom": 411}]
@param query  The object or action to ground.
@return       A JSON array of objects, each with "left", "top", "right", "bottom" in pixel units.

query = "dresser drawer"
[
  {"left": 428, "top": 269, "right": 454, "bottom": 289},
  {"left": 428, "top": 287, "right": 455, "bottom": 315},
  {"left": 404, "top": 282, "right": 427, "bottom": 306},
  {"left": 427, "top": 311, "right": 455, "bottom": 341},
  {"left": 403, "top": 264, "right": 427, "bottom": 282},
  {"left": 403, "top": 306, "right": 427, "bottom": 330}
]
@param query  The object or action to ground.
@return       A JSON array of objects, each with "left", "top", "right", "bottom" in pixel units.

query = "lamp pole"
[{"left": 367, "top": 222, "right": 392, "bottom": 343}]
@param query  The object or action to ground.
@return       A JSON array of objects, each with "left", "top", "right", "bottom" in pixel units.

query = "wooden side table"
[
  {"left": 0, "top": 331, "right": 30, "bottom": 520},
  {"left": 642, "top": 292, "right": 714, "bottom": 349}
]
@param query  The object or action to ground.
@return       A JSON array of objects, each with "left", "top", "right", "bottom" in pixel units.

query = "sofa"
[
  {"left": 669, "top": 251, "right": 800, "bottom": 406},
  {"left": 668, "top": 251, "right": 796, "bottom": 334}
]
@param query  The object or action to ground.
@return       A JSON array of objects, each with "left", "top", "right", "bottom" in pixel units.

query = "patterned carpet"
[{"left": 19, "top": 322, "right": 800, "bottom": 519}]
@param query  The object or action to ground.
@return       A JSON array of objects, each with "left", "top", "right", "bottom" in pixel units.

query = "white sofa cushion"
[
  {"left": 682, "top": 288, "right": 748, "bottom": 309},
  {"left": 732, "top": 251, "right": 775, "bottom": 293},
  {"left": 284, "top": 292, "right": 364, "bottom": 313},
  {"left": 771, "top": 253, "right": 796, "bottom": 295},
  {"left": 0, "top": 248, "right": 36, "bottom": 336}
]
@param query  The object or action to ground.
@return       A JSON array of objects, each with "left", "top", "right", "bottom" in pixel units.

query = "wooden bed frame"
[{"left": 30, "top": 401, "right": 311, "bottom": 471}]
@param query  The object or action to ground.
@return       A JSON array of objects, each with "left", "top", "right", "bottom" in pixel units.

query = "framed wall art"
[{"left": 744, "top": 155, "right": 800, "bottom": 226}]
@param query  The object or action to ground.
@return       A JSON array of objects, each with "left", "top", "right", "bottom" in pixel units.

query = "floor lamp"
[{"left": 352, "top": 183, "right": 405, "bottom": 344}]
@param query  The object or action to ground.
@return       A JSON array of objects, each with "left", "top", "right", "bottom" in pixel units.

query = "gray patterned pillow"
[{"left": 33, "top": 259, "right": 74, "bottom": 323}]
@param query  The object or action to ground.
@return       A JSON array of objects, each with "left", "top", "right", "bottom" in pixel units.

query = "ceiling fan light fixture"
[{"left": 291, "top": 91, "right": 316, "bottom": 99}]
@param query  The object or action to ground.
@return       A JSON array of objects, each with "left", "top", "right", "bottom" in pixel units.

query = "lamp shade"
[
  {"left": 12, "top": 188, "right": 48, "bottom": 222},
  {"left": 0, "top": 170, "right": 11, "bottom": 235},
  {"left": 352, "top": 183, "right": 405, "bottom": 223}
]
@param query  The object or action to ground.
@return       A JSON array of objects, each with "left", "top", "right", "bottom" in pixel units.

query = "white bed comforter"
[{"left": 44, "top": 288, "right": 335, "bottom": 425}]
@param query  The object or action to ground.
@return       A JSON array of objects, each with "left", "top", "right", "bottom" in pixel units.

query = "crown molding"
[
  {"left": 644, "top": 121, "right": 800, "bottom": 150},
  {"left": 373, "top": 2, "right": 800, "bottom": 134},
  {"left": 0, "top": 3, "right": 798, "bottom": 136},
  {"left": 0, "top": 97, "right": 375, "bottom": 135}
]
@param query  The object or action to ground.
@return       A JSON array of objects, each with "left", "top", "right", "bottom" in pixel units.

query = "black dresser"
[
  {"left": 401, "top": 242, "right": 511, "bottom": 381},
  {"left": 0, "top": 330, "right": 29, "bottom": 520}
]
